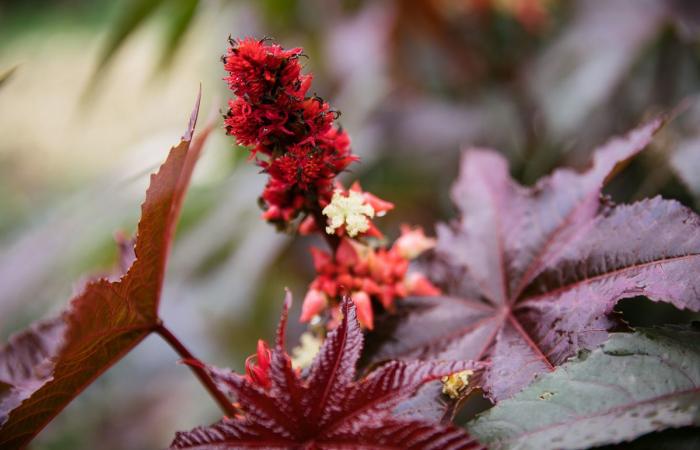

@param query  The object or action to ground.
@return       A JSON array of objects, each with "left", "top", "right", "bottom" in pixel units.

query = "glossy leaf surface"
[
  {"left": 369, "top": 117, "right": 700, "bottom": 401},
  {"left": 0, "top": 93, "right": 209, "bottom": 449},
  {"left": 468, "top": 326, "right": 700, "bottom": 450},
  {"left": 171, "top": 297, "right": 482, "bottom": 450}
]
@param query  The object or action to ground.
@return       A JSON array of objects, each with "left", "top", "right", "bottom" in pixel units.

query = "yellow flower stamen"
[
  {"left": 322, "top": 189, "right": 375, "bottom": 237},
  {"left": 441, "top": 369, "right": 474, "bottom": 399},
  {"left": 291, "top": 332, "right": 322, "bottom": 370}
]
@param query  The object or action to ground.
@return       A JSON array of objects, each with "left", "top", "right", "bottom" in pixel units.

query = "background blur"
[{"left": 2, "top": 0, "right": 700, "bottom": 448}]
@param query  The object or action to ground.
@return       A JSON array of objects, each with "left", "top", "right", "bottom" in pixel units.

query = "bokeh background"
[{"left": 2, "top": 0, "right": 700, "bottom": 448}]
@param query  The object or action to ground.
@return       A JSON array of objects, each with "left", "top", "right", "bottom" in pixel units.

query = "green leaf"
[
  {"left": 468, "top": 326, "right": 700, "bottom": 450},
  {"left": 99, "top": 0, "right": 165, "bottom": 68},
  {"left": 157, "top": 0, "right": 200, "bottom": 71},
  {"left": 85, "top": 0, "right": 165, "bottom": 96},
  {"left": 598, "top": 426, "right": 700, "bottom": 450}
]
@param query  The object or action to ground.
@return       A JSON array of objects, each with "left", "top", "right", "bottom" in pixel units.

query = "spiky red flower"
[
  {"left": 223, "top": 37, "right": 307, "bottom": 103},
  {"left": 171, "top": 295, "right": 481, "bottom": 450},
  {"left": 223, "top": 37, "right": 357, "bottom": 225}
]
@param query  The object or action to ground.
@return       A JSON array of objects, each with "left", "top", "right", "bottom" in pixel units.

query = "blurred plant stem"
[{"left": 154, "top": 321, "right": 238, "bottom": 417}]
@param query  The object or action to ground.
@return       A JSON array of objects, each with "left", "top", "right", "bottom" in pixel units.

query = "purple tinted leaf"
[
  {"left": 369, "top": 297, "right": 499, "bottom": 362},
  {"left": 172, "top": 417, "right": 288, "bottom": 449},
  {"left": 324, "top": 359, "right": 479, "bottom": 432},
  {"left": 173, "top": 419, "right": 483, "bottom": 450},
  {"left": 303, "top": 298, "right": 364, "bottom": 424},
  {"left": 0, "top": 93, "right": 211, "bottom": 449},
  {"left": 172, "top": 297, "right": 478, "bottom": 449},
  {"left": 369, "top": 116, "right": 700, "bottom": 402},
  {"left": 325, "top": 420, "right": 484, "bottom": 450},
  {"left": 0, "top": 318, "right": 65, "bottom": 426},
  {"left": 208, "top": 367, "right": 297, "bottom": 439}
]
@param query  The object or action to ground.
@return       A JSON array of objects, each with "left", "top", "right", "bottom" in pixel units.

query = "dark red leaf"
[
  {"left": 368, "top": 116, "right": 700, "bottom": 402},
  {"left": 171, "top": 297, "right": 481, "bottom": 449},
  {"left": 0, "top": 91, "right": 212, "bottom": 449}
]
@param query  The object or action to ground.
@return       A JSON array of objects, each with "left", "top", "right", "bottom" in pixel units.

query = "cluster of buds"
[
  {"left": 300, "top": 227, "right": 440, "bottom": 330},
  {"left": 224, "top": 37, "right": 442, "bottom": 333},
  {"left": 223, "top": 37, "right": 357, "bottom": 224}
]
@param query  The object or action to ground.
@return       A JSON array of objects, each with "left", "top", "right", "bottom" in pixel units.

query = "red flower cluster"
[
  {"left": 301, "top": 229, "right": 440, "bottom": 329},
  {"left": 224, "top": 37, "right": 443, "bottom": 332},
  {"left": 223, "top": 37, "right": 357, "bottom": 223}
]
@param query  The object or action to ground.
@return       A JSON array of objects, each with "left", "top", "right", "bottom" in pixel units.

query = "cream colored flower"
[
  {"left": 322, "top": 189, "right": 375, "bottom": 237},
  {"left": 291, "top": 332, "right": 323, "bottom": 370}
]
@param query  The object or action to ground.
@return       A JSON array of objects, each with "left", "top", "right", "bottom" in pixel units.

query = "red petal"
[
  {"left": 310, "top": 247, "right": 332, "bottom": 272},
  {"left": 405, "top": 273, "right": 441, "bottom": 297},
  {"left": 336, "top": 239, "right": 359, "bottom": 267},
  {"left": 363, "top": 192, "right": 395, "bottom": 215},
  {"left": 298, "top": 215, "right": 318, "bottom": 235}
]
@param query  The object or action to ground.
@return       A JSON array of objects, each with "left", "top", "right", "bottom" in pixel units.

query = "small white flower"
[{"left": 322, "top": 189, "right": 375, "bottom": 237}]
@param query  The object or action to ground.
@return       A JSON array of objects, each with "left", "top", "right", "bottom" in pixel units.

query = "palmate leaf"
[
  {"left": 0, "top": 91, "right": 210, "bottom": 449},
  {"left": 171, "top": 296, "right": 483, "bottom": 450},
  {"left": 468, "top": 326, "right": 700, "bottom": 450},
  {"left": 368, "top": 116, "right": 700, "bottom": 402}
]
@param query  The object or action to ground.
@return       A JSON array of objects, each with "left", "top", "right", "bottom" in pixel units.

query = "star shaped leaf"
[
  {"left": 171, "top": 296, "right": 483, "bottom": 450},
  {"left": 367, "top": 116, "right": 700, "bottom": 402}
]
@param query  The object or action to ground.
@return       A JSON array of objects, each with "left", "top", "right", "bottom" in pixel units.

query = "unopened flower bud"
[
  {"left": 350, "top": 291, "right": 374, "bottom": 330},
  {"left": 300, "top": 289, "right": 328, "bottom": 322},
  {"left": 405, "top": 272, "right": 441, "bottom": 296},
  {"left": 394, "top": 225, "right": 436, "bottom": 260},
  {"left": 245, "top": 340, "right": 272, "bottom": 389}
]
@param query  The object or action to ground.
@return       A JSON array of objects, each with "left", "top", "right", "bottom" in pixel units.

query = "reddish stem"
[
  {"left": 310, "top": 205, "right": 340, "bottom": 252},
  {"left": 155, "top": 322, "right": 238, "bottom": 417}
]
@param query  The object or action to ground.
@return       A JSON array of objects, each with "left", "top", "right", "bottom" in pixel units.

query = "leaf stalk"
[{"left": 155, "top": 322, "right": 238, "bottom": 417}]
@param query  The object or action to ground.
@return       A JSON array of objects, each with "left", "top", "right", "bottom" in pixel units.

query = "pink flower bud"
[
  {"left": 300, "top": 289, "right": 328, "bottom": 322},
  {"left": 335, "top": 238, "right": 359, "bottom": 267},
  {"left": 261, "top": 205, "right": 282, "bottom": 221},
  {"left": 405, "top": 272, "right": 441, "bottom": 297},
  {"left": 310, "top": 247, "right": 332, "bottom": 272},
  {"left": 298, "top": 215, "right": 317, "bottom": 235},
  {"left": 245, "top": 339, "right": 272, "bottom": 388},
  {"left": 362, "top": 192, "right": 394, "bottom": 217},
  {"left": 394, "top": 225, "right": 436, "bottom": 260},
  {"left": 351, "top": 291, "right": 374, "bottom": 330},
  {"left": 349, "top": 181, "right": 395, "bottom": 216}
]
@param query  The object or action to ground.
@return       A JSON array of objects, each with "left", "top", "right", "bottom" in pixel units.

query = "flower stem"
[
  {"left": 311, "top": 205, "right": 339, "bottom": 252},
  {"left": 155, "top": 322, "right": 238, "bottom": 417}
]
